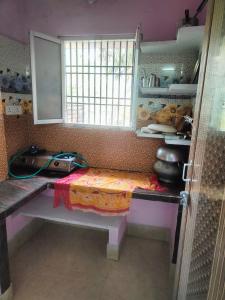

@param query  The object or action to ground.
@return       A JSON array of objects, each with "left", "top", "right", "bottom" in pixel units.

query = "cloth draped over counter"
[{"left": 54, "top": 168, "right": 166, "bottom": 216}]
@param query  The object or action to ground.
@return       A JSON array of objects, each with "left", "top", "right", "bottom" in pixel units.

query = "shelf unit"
[
  {"left": 140, "top": 26, "right": 204, "bottom": 54},
  {"left": 136, "top": 130, "right": 191, "bottom": 146},
  {"left": 136, "top": 129, "right": 164, "bottom": 139},
  {"left": 18, "top": 192, "right": 124, "bottom": 231},
  {"left": 165, "top": 137, "right": 191, "bottom": 146},
  {"left": 140, "top": 84, "right": 197, "bottom": 97}
]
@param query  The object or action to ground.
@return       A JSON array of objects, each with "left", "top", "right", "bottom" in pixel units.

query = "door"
[
  {"left": 30, "top": 31, "right": 64, "bottom": 124},
  {"left": 175, "top": 0, "right": 225, "bottom": 299}
]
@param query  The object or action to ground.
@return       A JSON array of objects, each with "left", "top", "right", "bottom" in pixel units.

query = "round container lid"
[
  {"left": 148, "top": 124, "right": 177, "bottom": 134},
  {"left": 156, "top": 146, "right": 183, "bottom": 162}
]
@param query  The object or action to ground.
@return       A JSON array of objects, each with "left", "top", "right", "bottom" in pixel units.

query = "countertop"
[{"left": 0, "top": 175, "right": 182, "bottom": 220}]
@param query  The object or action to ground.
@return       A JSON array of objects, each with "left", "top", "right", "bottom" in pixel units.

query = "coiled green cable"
[{"left": 8, "top": 150, "right": 88, "bottom": 179}]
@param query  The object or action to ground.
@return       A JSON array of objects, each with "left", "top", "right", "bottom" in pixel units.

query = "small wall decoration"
[
  {"left": 0, "top": 68, "right": 32, "bottom": 94},
  {"left": 1, "top": 93, "right": 32, "bottom": 115}
]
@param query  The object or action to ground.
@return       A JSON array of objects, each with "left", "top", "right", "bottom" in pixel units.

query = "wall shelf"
[
  {"left": 19, "top": 192, "right": 123, "bottom": 230},
  {"left": 140, "top": 26, "right": 204, "bottom": 54},
  {"left": 136, "top": 129, "right": 191, "bottom": 146},
  {"left": 136, "top": 129, "right": 164, "bottom": 139},
  {"left": 140, "top": 84, "right": 197, "bottom": 97},
  {"left": 165, "top": 137, "right": 191, "bottom": 146}
]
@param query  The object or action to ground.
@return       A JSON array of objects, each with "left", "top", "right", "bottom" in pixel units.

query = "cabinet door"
[{"left": 30, "top": 31, "right": 64, "bottom": 124}]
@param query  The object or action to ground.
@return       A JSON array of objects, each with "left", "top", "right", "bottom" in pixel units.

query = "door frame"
[{"left": 172, "top": 0, "right": 215, "bottom": 298}]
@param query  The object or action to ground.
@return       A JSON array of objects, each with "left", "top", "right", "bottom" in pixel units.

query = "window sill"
[{"left": 61, "top": 123, "right": 134, "bottom": 132}]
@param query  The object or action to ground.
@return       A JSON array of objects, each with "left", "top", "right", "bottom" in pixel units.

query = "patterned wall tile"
[
  {"left": 0, "top": 35, "right": 28, "bottom": 74},
  {"left": 139, "top": 51, "right": 198, "bottom": 85}
]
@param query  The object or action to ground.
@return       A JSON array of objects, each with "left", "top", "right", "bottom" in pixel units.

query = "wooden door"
[{"left": 174, "top": 0, "right": 225, "bottom": 299}]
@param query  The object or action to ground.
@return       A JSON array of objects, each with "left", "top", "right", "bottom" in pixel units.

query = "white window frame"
[
  {"left": 62, "top": 35, "right": 136, "bottom": 130},
  {"left": 30, "top": 30, "right": 141, "bottom": 129},
  {"left": 30, "top": 31, "right": 64, "bottom": 124}
]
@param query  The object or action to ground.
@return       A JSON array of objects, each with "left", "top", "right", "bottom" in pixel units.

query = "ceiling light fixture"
[{"left": 87, "top": 0, "right": 97, "bottom": 4}]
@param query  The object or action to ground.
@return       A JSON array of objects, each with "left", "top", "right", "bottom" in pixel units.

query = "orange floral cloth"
[{"left": 54, "top": 168, "right": 166, "bottom": 216}]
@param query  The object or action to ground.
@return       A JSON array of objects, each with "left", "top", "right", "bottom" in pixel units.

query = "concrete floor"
[{"left": 10, "top": 223, "right": 170, "bottom": 300}]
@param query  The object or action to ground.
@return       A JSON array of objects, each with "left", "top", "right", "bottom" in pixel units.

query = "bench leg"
[
  {"left": 107, "top": 217, "right": 127, "bottom": 261},
  {"left": 0, "top": 219, "right": 12, "bottom": 300}
]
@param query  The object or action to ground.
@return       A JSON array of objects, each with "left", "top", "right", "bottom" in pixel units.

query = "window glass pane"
[
  {"left": 89, "top": 104, "right": 95, "bottom": 123},
  {"left": 65, "top": 42, "right": 71, "bottom": 66},
  {"left": 101, "top": 105, "right": 106, "bottom": 125},
  {"left": 108, "top": 41, "right": 114, "bottom": 66},
  {"left": 120, "top": 75, "right": 126, "bottom": 99},
  {"left": 71, "top": 74, "right": 77, "bottom": 96},
  {"left": 71, "top": 42, "right": 77, "bottom": 66},
  {"left": 114, "top": 76, "right": 119, "bottom": 99},
  {"left": 96, "top": 41, "right": 101, "bottom": 66},
  {"left": 112, "top": 106, "right": 118, "bottom": 125},
  {"left": 77, "top": 104, "right": 83, "bottom": 123},
  {"left": 83, "top": 41, "right": 89, "bottom": 66},
  {"left": 77, "top": 74, "right": 83, "bottom": 96},
  {"left": 83, "top": 74, "right": 89, "bottom": 97},
  {"left": 66, "top": 74, "right": 71, "bottom": 96},
  {"left": 106, "top": 105, "right": 112, "bottom": 125},
  {"left": 114, "top": 41, "right": 121, "bottom": 67},
  {"left": 64, "top": 38, "right": 134, "bottom": 127},
  {"left": 101, "top": 41, "right": 108, "bottom": 66},
  {"left": 107, "top": 74, "right": 113, "bottom": 98},
  {"left": 101, "top": 75, "right": 106, "bottom": 98},
  {"left": 95, "top": 105, "right": 100, "bottom": 124},
  {"left": 127, "top": 42, "right": 134, "bottom": 66},
  {"left": 84, "top": 104, "right": 89, "bottom": 123},
  {"left": 121, "top": 41, "right": 127, "bottom": 66},
  {"left": 118, "top": 106, "right": 125, "bottom": 126}
]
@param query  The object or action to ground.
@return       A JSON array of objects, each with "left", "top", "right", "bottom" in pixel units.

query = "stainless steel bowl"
[
  {"left": 156, "top": 146, "right": 183, "bottom": 163},
  {"left": 153, "top": 160, "right": 181, "bottom": 184}
]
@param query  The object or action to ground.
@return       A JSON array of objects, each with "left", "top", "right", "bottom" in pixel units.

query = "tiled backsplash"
[
  {"left": 0, "top": 35, "right": 29, "bottom": 74},
  {"left": 136, "top": 97, "right": 194, "bottom": 130},
  {"left": 139, "top": 51, "right": 198, "bottom": 86}
]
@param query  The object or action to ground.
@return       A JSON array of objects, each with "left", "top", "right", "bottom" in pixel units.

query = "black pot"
[{"left": 153, "top": 160, "right": 182, "bottom": 184}]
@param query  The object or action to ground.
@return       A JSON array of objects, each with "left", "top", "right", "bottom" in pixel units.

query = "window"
[{"left": 64, "top": 39, "right": 135, "bottom": 127}]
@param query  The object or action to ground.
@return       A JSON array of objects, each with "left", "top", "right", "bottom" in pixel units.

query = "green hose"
[{"left": 8, "top": 150, "right": 88, "bottom": 179}]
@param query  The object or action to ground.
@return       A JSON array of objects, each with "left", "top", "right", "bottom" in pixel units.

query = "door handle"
[
  {"left": 182, "top": 161, "right": 192, "bottom": 182},
  {"left": 182, "top": 160, "right": 199, "bottom": 183}
]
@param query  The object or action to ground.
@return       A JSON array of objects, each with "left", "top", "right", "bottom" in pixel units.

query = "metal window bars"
[{"left": 64, "top": 39, "right": 134, "bottom": 127}]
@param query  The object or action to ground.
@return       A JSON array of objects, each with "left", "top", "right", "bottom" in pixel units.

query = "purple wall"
[
  {"left": 0, "top": 0, "right": 206, "bottom": 43},
  {"left": 7, "top": 215, "right": 32, "bottom": 241},
  {"left": 0, "top": 0, "right": 25, "bottom": 43}
]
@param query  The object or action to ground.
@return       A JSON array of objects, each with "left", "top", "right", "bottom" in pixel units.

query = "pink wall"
[
  {"left": 23, "top": 0, "right": 207, "bottom": 42},
  {"left": 6, "top": 215, "right": 32, "bottom": 241},
  {"left": 127, "top": 200, "right": 178, "bottom": 229},
  {"left": 0, "top": 0, "right": 25, "bottom": 43},
  {"left": 0, "top": 0, "right": 206, "bottom": 43},
  {"left": 127, "top": 199, "right": 179, "bottom": 247},
  {"left": 2, "top": 0, "right": 203, "bottom": 243}
]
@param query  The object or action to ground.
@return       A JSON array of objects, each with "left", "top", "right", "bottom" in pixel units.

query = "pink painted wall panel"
[
  {"left": 0, "top": 0, "right": 206, "bottom": 43},
  {"left": 128, "top": 199, "right": 179, "bottom": 246},
  {"left": 0, "top": 0, "right": 25, "bottom": 43},
  {"left": 23, "top": 0, "right": 206, "bottom": 42},
  {"left": 127, "top": 199, "right": 178, "bottom": 229},
  {"left": 6, "top": 215, "right": 32, "bottom": 241}
]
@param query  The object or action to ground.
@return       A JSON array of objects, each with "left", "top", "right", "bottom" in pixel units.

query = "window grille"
[{"left": 64, "top": 39, "right": 135, "bottom": 127}]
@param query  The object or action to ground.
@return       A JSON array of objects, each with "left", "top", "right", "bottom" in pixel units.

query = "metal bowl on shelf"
[
  {"left": 154, "top": 146, "right": 184, "bottom": 184},
  {"left": 156, "top": 146, "right": 184, "bottom": 163}
]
